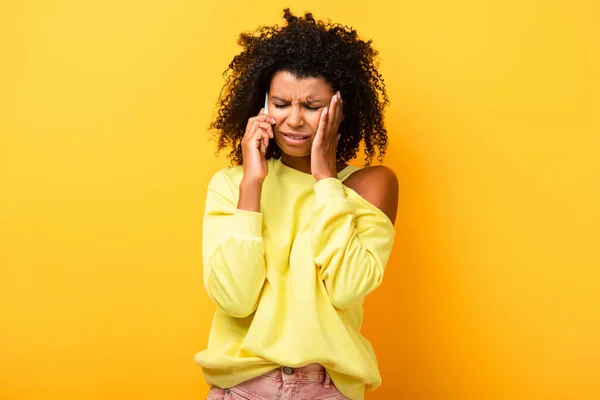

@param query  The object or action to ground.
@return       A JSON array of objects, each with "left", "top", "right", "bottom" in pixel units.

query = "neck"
[
  {"left": 280, "top": 154, "right": 312, "bottom": 174},
  {"left": 280, "top": 154, "right": 348, "bottom": 175}
]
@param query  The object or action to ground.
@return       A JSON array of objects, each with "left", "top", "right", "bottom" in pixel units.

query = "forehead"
[{"left": 269, "top": 70, "right": 334, "bottom": 98}]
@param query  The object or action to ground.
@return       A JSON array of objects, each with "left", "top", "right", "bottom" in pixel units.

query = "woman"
[{"left": 195, "top": 9, "right": 399, "bottom": 400}]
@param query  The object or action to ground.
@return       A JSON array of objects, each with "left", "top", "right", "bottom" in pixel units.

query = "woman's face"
[{"left": 267, "top": 70, "right": 336, "bottom": 158}]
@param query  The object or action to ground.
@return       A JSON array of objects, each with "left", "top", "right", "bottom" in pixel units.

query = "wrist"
[
  {"left": 313, "top": 173, "right": 338, "bottom": 182},
  {"left": 238, "top": 178, "right": 263, "bottom": 212},
  {"left": 312, "top": 165, "right": 338, "bottom": 182},
  {"left": 241, "top": 176, "right": 265, "bottom": 188}
]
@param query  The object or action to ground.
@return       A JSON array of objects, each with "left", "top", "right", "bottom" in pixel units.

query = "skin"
[{"left": 238, "top": 70, "right": 399, "bottom": 224}]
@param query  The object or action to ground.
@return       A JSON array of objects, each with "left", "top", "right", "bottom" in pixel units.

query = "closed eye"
[{"left": 273, "top": 103, "right": 322, "bottom": 111}]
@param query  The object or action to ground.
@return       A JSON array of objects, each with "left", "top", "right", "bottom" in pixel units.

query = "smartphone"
[{"left": 261, "top": 92, "right": 269, "bottom": 154}]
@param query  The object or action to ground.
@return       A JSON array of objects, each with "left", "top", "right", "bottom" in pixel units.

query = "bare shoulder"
[{"left": 343, "top": 165, "right": 399, "bottom": 224}]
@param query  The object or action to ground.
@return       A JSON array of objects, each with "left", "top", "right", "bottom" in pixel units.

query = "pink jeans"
[{"left": 206, "top": 364, "right": 350, "bottom": 400}]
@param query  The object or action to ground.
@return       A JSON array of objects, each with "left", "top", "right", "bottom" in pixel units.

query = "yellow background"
[{"left": 1, "top": 0, "right": 599, "bottom": 399}]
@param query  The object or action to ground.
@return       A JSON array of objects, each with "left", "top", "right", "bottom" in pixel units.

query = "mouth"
[{"left": 280, "top": 132, "right": 311, "bottom": 145}]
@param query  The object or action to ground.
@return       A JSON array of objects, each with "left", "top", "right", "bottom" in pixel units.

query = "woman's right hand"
[{"left": 241, "top": 108, "right": 276, "bottom": 182}]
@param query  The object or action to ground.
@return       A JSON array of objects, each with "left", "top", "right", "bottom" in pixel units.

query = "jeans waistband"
[{"left": 264, "top": 363, "right": 332, "bottom": 386}]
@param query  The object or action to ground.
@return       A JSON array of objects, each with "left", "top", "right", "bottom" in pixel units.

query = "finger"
[
  {"left": 335, "top": 92, "right": 344, "bottom": 123},
  {"left": 326, "top": 93, "right": 339, "bottom": 135},
  {"left": 256, "top": 122, "right": 274, "bottom": 138},
  {"left": 258, "top": 129, "right": 270, "bottom": 151},
  {"left": 251, "top": 114, "right": 277, "bottom": 125},
  {"left": 251, "top": 125, "right": 271, "bottom": 146},
  {"left": 317, "top": 107, "right": 329, "bottom": 138},
  {"left": 244, "top": 116, "right": 274, "bottom": 142},
  {"left": 242, "top": 120, "right": 256, "bottom": 143},
  {"left": 249, "top": 126, "right": 271, "bottom": 149},
  {"left": 330, "top": 92, "right": 343, "bottom": 132}
]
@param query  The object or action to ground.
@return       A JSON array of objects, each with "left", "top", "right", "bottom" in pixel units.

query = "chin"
[
  {"left": 274, "top": 139, "right": 312, "bottom": 158},
  {"left": 280, "top": 148, "right": 311, "bottom": 158}
]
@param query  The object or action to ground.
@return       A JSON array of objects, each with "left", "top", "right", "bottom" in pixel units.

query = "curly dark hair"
[{"left": 210, "top": 8, "right": 389, "bottom": 165}]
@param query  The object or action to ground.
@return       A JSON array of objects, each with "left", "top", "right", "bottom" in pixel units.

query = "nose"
[{"left": 285, "top": 105, "right": 305, "bottom": 128}]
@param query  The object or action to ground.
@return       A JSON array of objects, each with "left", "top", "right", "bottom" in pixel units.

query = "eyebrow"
[{"left": 271, "top": 96, "right": 324, "bottom": 105}]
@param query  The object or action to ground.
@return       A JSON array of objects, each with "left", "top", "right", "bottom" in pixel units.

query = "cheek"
[
  {"left": 271, "top": 110, "right": 321, "bottom": 133},
  {"left": 270, "top": 109, "right": 284, "bottom": 128},
  {"left": 306, "top": 113, "right": 322, "bottom": 132}
]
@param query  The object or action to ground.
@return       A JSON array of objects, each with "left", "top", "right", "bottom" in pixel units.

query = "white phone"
[{"left": 261, "top": 92, "right": 269, "bottom": 154}]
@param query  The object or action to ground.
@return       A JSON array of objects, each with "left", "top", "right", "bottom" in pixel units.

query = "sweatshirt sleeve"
[
  {"left": 202, "top": 170, "right": 266, "bottom": 318},
  {"left": 310, "top": 177, "right": 396, "bottom": 310}
]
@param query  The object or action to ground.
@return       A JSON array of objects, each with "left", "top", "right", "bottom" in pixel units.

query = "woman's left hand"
[{"left": 311, "top": 91, "right": 344, "bottom": 181}]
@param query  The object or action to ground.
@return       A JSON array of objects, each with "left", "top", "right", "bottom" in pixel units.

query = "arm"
[
  {"left": 311, "top": 166, "right": 398, "bottom": 310},
  {"left": 202, "top": 171, "right": 266, "bottom": 318},
  {"left": 202, "top": 107, "right": 274, "bottom": 317}
]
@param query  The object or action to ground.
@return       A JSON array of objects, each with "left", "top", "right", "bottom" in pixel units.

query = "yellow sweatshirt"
[{"left": 194, "top": 157, "right": 396, "bottom": 400}]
